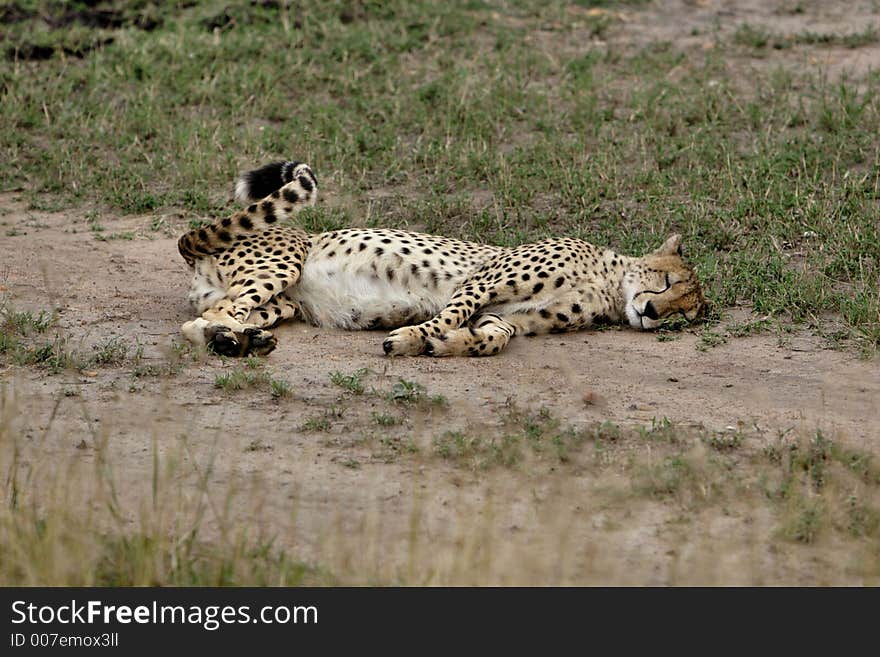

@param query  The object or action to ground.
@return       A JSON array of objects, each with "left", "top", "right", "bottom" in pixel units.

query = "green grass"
[
  {"left": 301, "top": 415, "right": 332, "bottom": 432},
  {"left": 2, "top": 0, "right": 879, "bottom": 587},
  {"left": 0, "top": 305, "right": 145, "bottom": 372},
  {"left": 329, "top": 367, "right": 370, "bottom": 394},
  {"left": 0, "top": 1, "right": 877, "bottom": 350},
  {"left": 734, "top": 23, "right": 880, "bottom": 51}
]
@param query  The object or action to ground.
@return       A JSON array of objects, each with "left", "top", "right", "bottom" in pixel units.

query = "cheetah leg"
[
  {"left": 500, "top": 293, "right": 594, "bottom": 338},
  {"left": 244, "top": 295, "right": 299, "bottom": 328},
  {"left": 382, "top": 281, "right": 491, "bottom": 356},
  {"left": 423, "top": 314, "right": 516, "bottom": 357},
  {"left": 420, "top": 290, "right": 595, "bottom": 357},
  {"left": 183, "top": 261, "right": 305, "bottom": 357}
]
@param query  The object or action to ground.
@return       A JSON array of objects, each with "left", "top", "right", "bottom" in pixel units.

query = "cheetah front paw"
[
  {"left": 207, "top": 325, "right": 277, "bottom": 357},
  {"left": 382, "top": 326, "right": 427, "bottom": 356}
]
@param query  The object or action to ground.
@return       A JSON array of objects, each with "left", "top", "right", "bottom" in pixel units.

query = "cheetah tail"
[
  {"left": 177, "top": 163, "right": 318, "bottom": 265},
  {"left": 234, "top": 160, "right": 315, "bottom": 203}
]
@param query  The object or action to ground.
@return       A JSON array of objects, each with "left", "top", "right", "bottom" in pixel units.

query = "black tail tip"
[{"left": 234, "top": 160, "right": 300, "bottom": 203}]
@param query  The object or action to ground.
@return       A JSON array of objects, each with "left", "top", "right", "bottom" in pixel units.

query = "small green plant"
[
  {"left": 371, "top": 412, "right": 400, "bottom": 426},
  {"left": 387, "top": 379, "right": 425, "bottom": 404},
  {"left": 270, "top": 379, "right": 292, "bottom": 398},
  {"left": 94, "top": 231, "right": 136, "bottom": 242},
  {"left": 330, "top": 368, "right": 369, "bottom": 394},
  {"left": 734, "top": 23, "right": 770, "bottom": 48},
  {"left": 702, "top": 430, "right": 744, "bottom": 452},
  {"left": 301, "top": 416, "right": 332, "bottom": 432},
  {"left": 634, "top": 455, "right": 699, "bottom": 501},
  {"left": 91, "top": 336, "right": 130, "bottom": 366},
  {"left": 214, "top": 369, "right": 269, "bottom": 392},
  {"left": 1, "top": 309, "right": 56, "bottom": 335},
  {"left": 16, "top": 338, "right": 90, "bottom": 372},
  {"left": 697, "top": 331, "right": 727, "bottom": 351},
  {"left": 782, "top": 500, "right": 823, "bottom": 544}
]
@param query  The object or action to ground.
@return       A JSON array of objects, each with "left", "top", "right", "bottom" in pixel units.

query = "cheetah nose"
[{"left": 643, "top": 301, "right": 660, "bottom": 320}]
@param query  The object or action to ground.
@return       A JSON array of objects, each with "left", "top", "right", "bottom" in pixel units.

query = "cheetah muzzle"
[{"left": 178, "top": 160, "right": 706, "bottom": 358}]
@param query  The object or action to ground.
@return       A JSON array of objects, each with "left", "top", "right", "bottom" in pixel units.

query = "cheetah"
[{"left": 177, "top": 160, "right": 705, "bottom": 358}]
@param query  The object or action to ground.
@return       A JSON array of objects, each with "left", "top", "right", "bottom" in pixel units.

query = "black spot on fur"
[{"left": 261, "top": 201, "right": 277, "bottom": 223}]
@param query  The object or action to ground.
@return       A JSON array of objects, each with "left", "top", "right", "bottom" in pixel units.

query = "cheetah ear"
[{"left": 653, "top": 234, "right": 682, "bottom": 257}]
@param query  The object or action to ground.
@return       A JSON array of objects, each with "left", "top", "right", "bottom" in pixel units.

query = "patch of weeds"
[
  {"left": 792, "top": 27, "right": 879, "bottom": 49},
  {"left": 91, "top": 336, "right": 129, "bottom": 366},
  {"left": 789, "top": 431, "right": 832, "bottom": 492},
  {"left": 638, "top": 417, "right": 684, "bottom": 444},
  {"left": 214, "top": 368, "right": 269, "bottom": 392},
  {"left": 436, "top": 406, "right": 591, "bottom": 469},
  {"left": 726, "top": 317, "right": 773, "bottom": 337},
  {"left": 433, "top": 430, "right": 523, "bottom": 469},
  {"left": 94, "top": 231, "right": 136, "bottom": 242},
  {"left": 373, "top": 434, "right": 419, "bottom": 462},
  {"left": 330, "top": 368, "right": 370, "bottom": 394},
  {"left": 16, "top": 337, "right": 90, "bottom": 372},
  {"left": 592, "top": 421, "right": 623, "bottom": 443},
  {"left": 1, "top": 308, "right": 56, "bottom": 335},
  {"left": 301, "top": 416, "right": 332, "bottom": 432},
  {"left": 733, "top": 23, "right": 781, "bottom": 50},
  {"left": 295, "top": 207, "right": 349, "bottom": 234},
  {"left": 269, "top": 379, "right": 291, "bottom": 398},
  {"left": 702, "top": 429, "right": 744, "bottom": 452},
  {"left": 131, "top": 361, "right": 182, "bottom": 378},
  {"left": 86, "top": 211, "right": 105, "bottom": 234},
  {"left": 833, "top": 447, "right": 880, "bottom": 485},
  {"left": 386, "top": 379, "right": 425, "bottom": 404},
  {"left": 781, "top": 498, "right": 823, "bottom": 544},
  {"left": 696, "top": 330, "right": 727, "bottom": 351},
  {"left": 634, "top": 454, "right": 707, "bottom": 503},
  {"left": 843, "top": 496, "right": 880, "bottom": 538},
  {"left": 188, "top": 218, "right": 210, "bottom": 230},
  {"left": 371, "top": 412, "right": 401, "bottom": 427},
  {"left": 734, "top": 22, "right": 879, "bottom": 52}
]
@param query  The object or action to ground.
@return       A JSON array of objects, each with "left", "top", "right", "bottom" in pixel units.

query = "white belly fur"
[{"left": 289, "top": 256, "right": 453, "bottom": 329}]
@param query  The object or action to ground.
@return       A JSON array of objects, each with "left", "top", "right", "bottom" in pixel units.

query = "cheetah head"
[{"left": 622, "top": 234, "right": 705, "bottom": 330}]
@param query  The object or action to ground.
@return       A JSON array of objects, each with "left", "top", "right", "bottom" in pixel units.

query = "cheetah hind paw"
[{"left": 207, "top": 325, "right": 277, "bottom": 357}]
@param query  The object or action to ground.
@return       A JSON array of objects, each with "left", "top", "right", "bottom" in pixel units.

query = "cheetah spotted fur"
[{"left": 177, "top": 160, "right": 705, "bottom": 358}]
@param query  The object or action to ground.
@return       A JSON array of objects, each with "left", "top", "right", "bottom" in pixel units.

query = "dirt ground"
[{"left": 2, "top": 1, "right": 879, "bottom": 584}]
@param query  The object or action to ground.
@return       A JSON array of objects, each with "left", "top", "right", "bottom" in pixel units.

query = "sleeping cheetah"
[{"left": 177, "top": 160, "right": 705, "bottom": 357}]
